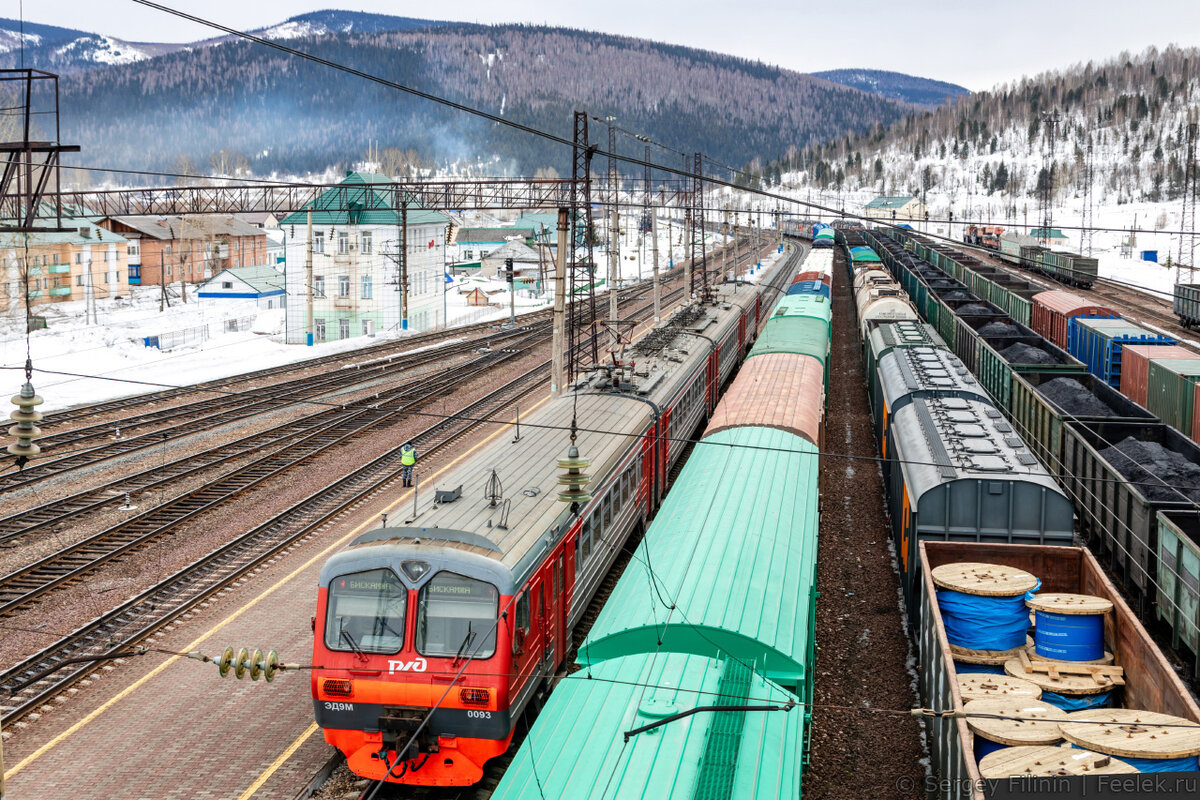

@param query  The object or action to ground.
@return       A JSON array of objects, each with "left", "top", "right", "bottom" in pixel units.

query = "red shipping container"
[
  {"left": 1031, "top": 290, "right": 1118, "bottom": 350},
  {"left": 1193, "top": 381, "right": 1200, "bottom": 443},
  {"left": 1120, "top": 344, "right": 1200, "bottom": 407}
]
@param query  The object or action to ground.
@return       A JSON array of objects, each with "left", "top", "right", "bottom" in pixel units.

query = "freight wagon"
[
  {"left": 1060, "top": 420, "right": 1200, "bottom": 602},
  {"left": 916, "top": 541, "right": 1200, "bottom": 800},
  {"left": 1174, "top": 283, "right": 1200, "bottom": 327},
  {"left": 1029, "top": 290, "right": 1118, "bottom": 352},
  {"left": 1007, "top": 371, "right": 1156, "bottom": 477},
  {"left": 1120, "top": 344, "right": 1200, "bottom": 407}
]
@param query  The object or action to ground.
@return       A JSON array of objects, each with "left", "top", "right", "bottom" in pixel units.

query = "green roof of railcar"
[
  {"left": 579, "top": 426, "right": 820, "bottom": 689},
  {"left": 491, "top": 652, "right": 804, "bottom": 800}
]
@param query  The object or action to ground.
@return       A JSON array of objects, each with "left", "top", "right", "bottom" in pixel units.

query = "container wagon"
[
  {"left": 1119, "top": 344, "right": 1200, "bottom": 408},
  {"left": 1068, "top": 317, "right": 1176, "bottom": 388}
]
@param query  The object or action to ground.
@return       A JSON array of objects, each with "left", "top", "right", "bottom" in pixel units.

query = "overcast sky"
[{"left": 19, "top": 0, "right": 1200, "bottom": 90}]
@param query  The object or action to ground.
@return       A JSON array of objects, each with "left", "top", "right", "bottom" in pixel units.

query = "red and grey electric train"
[{"left": 309, "top": 252, "right": 800, "bottom": 787}]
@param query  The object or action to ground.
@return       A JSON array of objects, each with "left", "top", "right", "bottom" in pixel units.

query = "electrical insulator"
[
  {"left": 8, "top": 372, "right": 43, "bottom": 467},
  {"left": 556, "top": 444, "right": 591, "bottom": 506},
  {"left": 192, "top": 647, "right": 288, "bottom": 681}
]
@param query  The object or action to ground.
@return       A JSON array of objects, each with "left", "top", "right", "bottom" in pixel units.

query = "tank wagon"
[
  {"left": 309, "top": 247, "right": 804, "bottom": 787},
  {"left": 492, "top": 249, "right": 828, "bottom": 800}
]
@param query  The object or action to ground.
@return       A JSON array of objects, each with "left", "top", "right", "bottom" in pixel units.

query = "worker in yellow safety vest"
[{"left": 401, "top": 442, "right": 417, "bottom": 487}]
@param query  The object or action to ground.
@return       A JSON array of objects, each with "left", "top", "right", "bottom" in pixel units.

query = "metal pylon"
[{"left": 567, "top": 111, "right": 599, "bottom": 385}]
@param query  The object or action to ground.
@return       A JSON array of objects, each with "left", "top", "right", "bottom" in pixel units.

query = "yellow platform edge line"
[{"left": 236, "top": 722, "right": 319, "bottom": 800}]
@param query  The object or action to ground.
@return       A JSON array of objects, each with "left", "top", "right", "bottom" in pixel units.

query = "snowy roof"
[
  {"left": 0, "top": 217, "right": 127, "bottom": 248},
  {"left": 457, "top": 227, "right": 533, "bottom": 243},
  {"left": 484, "top": 239, "right": 540, "bottom": 262},
  {"left": 278, "top": 171, "right": 450, "bottom": 228},
  {"left": 1030, "top": 228, "right": 1068, "bottom": 239},
  {"left": 103, "top": 215, "right": 265, "bottom": 240},
  {"left": 201, "top": 264, "right": 285, "bottom": 295},
  {"left": 514, "top": 212, "right": 559, "bottom": 233},
  {"left": 864, "top": 196, "right": 918, "bottom": 209}
]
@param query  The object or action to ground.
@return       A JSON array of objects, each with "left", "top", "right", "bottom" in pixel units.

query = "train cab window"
[
  {"left": 416, "top": 572, "right": 499, "bottom": 659},
  {"left": 324, "top": 568, "right": 407, "bottom": 654}
]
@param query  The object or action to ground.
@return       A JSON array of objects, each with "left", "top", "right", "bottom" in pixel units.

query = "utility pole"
[
  {"left": 551, "top": 208, "right": 568, "bottom": 396},
  {"left": 1178, "top": 107, "right": 1198, "bottom": 282},
  {"left": 607, "top": 118, "right": 619, "bottom": 346},
  {"left": 651, "top": 191, "right": 661, "bottom": 322},
  {"left": 721, "top": 204, "right": 729, "bottom": 282},
  {"left": 305, "top": 210, "right": 314, "bottom": 345},
  {"left": 400, "top": 201, "right": 409, "bottom": 331},
  {"left": 159, "top": 250, "right": 168, "bottom": 312}
]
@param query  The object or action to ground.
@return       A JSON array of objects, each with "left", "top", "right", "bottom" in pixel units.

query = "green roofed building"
[
  {"left": 863, "top": 195, "right": 925, "bottom": 221},
  {"left": 280, "top": 171, "right": 451, "bottom": 344}
]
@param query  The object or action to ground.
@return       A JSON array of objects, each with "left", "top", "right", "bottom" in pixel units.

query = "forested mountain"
[
  {"left": 812, "top": 69, "right": 969, "bottom": 109},
  {"left": 7, "top": 20, "right": 917, "bottom": 179},
  {"left": 756, "top": 46, "right": 1198, "bottom": 210}
]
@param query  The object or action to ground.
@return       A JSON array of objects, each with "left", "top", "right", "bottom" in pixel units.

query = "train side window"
[
  {"left": 582, "top": 516, "right": 593, "bottom": 561},
  {"left": 613, "top": 480, "right": 623, "bottom": 514},
  {"left": 603, "top": 494, "right": 612, "bottom": 528},
  {"left": 513, "top": 591, "right": 530, "bottom": 654}
]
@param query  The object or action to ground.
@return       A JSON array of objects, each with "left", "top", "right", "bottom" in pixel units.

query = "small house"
[{"left": 198, "top": 264, "right": 286, "bottom": 309}]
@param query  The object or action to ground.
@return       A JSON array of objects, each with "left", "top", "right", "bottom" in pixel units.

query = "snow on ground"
[{"left": 2, "top": 222, "right": 753, "bottom": 413}]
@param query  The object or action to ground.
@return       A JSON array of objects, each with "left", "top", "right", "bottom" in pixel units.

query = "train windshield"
[
  {"left": 416, "top": 571, "right": 499, "bottom": 659},
  {"left": 325, "top": 568, "right": 407, "bottom": 654}
]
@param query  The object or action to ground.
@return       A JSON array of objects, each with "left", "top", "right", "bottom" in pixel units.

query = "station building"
[
  {"left": 280, "top": 172, "right": 451, "bottom": 344},
  {"left": 863, "top": 195, "right": 925, "bottom": 221}
]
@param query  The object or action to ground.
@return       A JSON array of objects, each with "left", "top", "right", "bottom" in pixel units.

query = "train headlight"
[
  {"left": 323, "top": 678, "right": 354, "bottom": 698},
  {"left": 459, "top": 687, "right": 490, "bottom": 707}
]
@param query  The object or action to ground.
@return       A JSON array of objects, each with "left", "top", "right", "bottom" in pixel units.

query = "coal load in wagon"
[
  {"left": 1098, "top": 436, "right": 1200, "bottom": 503},
  {"left": 1037, "top": 377, "right": 1118, "bottom": 417},
  {"left": 957, "top": 304, "right": 993, "bottom": 315},
  {"left": 942, "top": 291, "right": 971, "bottom": 301},
  {"left": 978, "top": 321, "right": 1023, "bottom": 337},
  {"left": 1000, "top": 342, "right": 1057, "bottom": 364}
]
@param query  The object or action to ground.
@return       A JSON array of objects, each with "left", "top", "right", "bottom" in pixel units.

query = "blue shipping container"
[
  {"left": 786, "top": 280, "right": 832, "bottom": 300},
  {"left": 1068, "top": 317, "right": 1176, "bottom": 387}
]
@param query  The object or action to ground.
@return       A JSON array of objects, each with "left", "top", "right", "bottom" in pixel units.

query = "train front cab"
[{"left": 312, "top": 536, "right": 535, "bottom": 787}]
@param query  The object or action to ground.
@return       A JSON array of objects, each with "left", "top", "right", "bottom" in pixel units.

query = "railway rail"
[{"left": 0, "top": 239, "right": 777, "bottom": 730}]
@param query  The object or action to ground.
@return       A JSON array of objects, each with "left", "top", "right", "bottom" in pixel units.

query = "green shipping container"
[{"left": 1147, "top": 358, "right": 1200, "bottom": 433}]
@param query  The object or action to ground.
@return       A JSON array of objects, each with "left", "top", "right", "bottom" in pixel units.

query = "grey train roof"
[{"left": 877, "top": 346, "right": 989, "bottom": 412}]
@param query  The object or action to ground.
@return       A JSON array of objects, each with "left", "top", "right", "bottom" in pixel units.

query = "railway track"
[
  {"left": 0, "top": 240, "right": 778, "bottom": 729},
  {"left": 0, "top": 340, "right": 537, "bottom": 615},
  {"left": 2, "top": 329, "right": 531, "bottom": 491}
]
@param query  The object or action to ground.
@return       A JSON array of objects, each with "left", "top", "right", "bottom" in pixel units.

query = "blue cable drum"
[
  {"left": 931, "top": 563, "right": 1041, "bottom": 655},
  {"left": 1069, "top": 744, "right": 1199, "bottom": 773},
  {"left": 1116, "top": 755, "right": 1200, "bottom": 773},
  {"left": 973, "top": 736, "right": 1007, "bottom": 762},
  {"left": 1028, "top": 594, "right": 1112, "bottom": 662},
  {"left": 1040, "top": 690, "right": 1113, "bottom": 712},
  {"left": 954, "top": 661, "right": 1006, "bottom": 675}
]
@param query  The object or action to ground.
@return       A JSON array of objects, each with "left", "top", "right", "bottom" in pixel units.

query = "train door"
[
  {"left": 706, "top": 353, "right": 718, "bottom": 411},
  {"left": 551, "top": 556, "right": 565, "bottom": 668}
]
